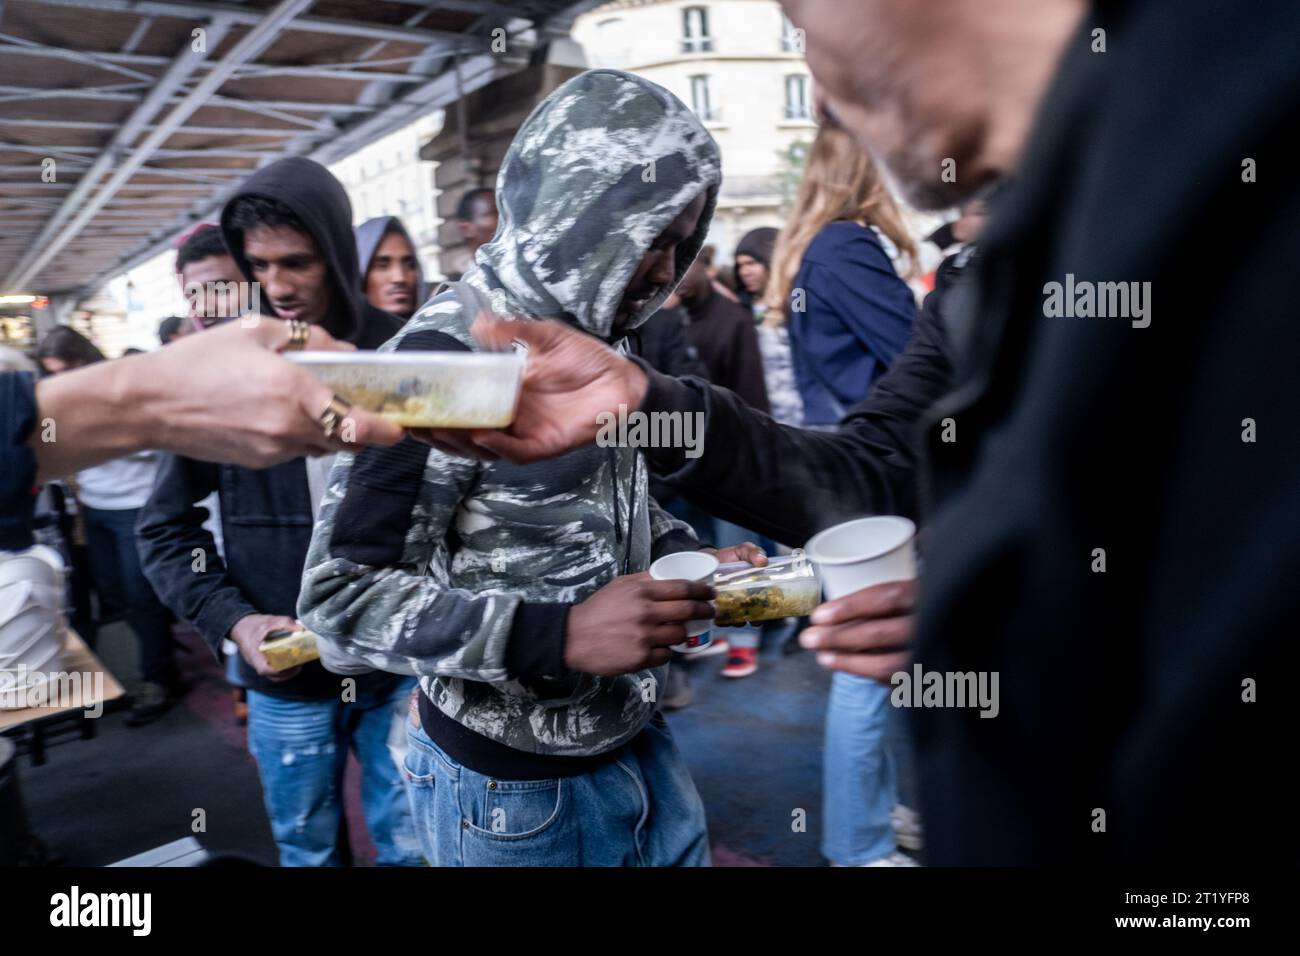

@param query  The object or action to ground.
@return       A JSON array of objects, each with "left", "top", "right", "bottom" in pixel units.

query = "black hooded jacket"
[
  {"left": 219, "top": 157, "right": 403, "bottom": 349},
  {"left": 733, "top": 226, "right": 778, "bottom": 312},
  {"left": 138, "top": 158, "right": 403, "bottom": 701}
]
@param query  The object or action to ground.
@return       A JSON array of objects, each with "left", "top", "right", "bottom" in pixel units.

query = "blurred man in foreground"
[{"left": 419, "top": 0, "right": 1293, "bottom": 865}]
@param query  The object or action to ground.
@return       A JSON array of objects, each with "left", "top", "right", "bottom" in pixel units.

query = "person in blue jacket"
[
  {"left": 765, "top": 118, "right": 921, "bottom": 866},
  {"left": 766, "top": 120, "right": 918, "bottom": 427}
]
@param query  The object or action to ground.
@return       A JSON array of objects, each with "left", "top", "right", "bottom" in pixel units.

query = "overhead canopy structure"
[{"left": 0, "top": 0, "right": 596, "bottom": 298}]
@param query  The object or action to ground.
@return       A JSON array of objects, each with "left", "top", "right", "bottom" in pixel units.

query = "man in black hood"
[
  {"left": 732, "top": 226, "right": 778, "bottom": 316},
  {"left": 138, "top": 158, "right": 420, "bottom": 867},
  {"left": 219, "top": 157, "right": 402, "bottom": 347},
  {"left": 356, "top": 215, "right": 426, "bottom": 321}
]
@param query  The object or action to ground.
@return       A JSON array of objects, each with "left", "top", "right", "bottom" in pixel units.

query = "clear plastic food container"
[
  {"left": 711, "top": 550, "right": 821, "bottom": 627},
  {"left": 285, "top": 350, "right": 526, "bottom": 428},
  {"left": 259, "top": 628, "right": 320, "bottom": 671}
]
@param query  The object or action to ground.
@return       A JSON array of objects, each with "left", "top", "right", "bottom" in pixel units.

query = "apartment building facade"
[{"left": 572, "top": 0, "right": 817, "bottom": 263}]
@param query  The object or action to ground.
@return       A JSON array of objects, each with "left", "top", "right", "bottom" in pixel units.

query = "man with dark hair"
[
  {"left": 454, "top": 186, "right": 498, "bottom": 255},
  {"left": 174, "top": 224, "right": 243, "bottom": 330},
  {"left": 157, "top": 316, "right": 185, "bottom": 345},
  {"left": 356, "top": 217, "right": 424, "bottom": 320},
  {"left": 138, "top": 157, "right": 420, "bottom": 867},
  {"left": 732, "top": 227, "right": 778, "bottom": 317}
]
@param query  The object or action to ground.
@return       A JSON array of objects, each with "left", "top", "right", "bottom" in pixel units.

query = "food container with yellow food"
[
  {"left": 284, "top": 350, "right": 526, "bottom": 428},
  {"left": 258, "top": 628, "right": 321, "bottom": 671},
  {"left": 711, "top": 550, "right": 822, "bottom": 627}
]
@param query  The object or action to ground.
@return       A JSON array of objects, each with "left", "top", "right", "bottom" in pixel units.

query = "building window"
[
  {"left": 690, "top": 74, "right": 718, "bottom": 122},
  {"left": 681, "top": 6, "right": 712, "bottom": 53},
  {"left": 781, "top": 14, "right": 802, "bottom": 53},
  {"left": 595, "top": 17, "right": 629, "bottom": 67},
  {"left": 784, "top": 74, "right": 811, "bottom": 120}
]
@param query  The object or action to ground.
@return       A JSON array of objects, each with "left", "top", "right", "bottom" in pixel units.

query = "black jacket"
[
  {"left": 630, "top": 306, "right": 711, "bottom": 504},
  {"left": 1, "top": 371, "right": 37, "bottom": 551},
  {"left": 630, "top": 305, "right": 709, "bottom": 382},
  {"left": 681, "top": 284, "right": 771, "bottom": 413},
  {"left": 636, "top": 1, "right": 1294, "bottom": 864},
  {"left": 637, "top": 251, "right": 962, "bottom": 539},
  {"left": 138, "top": 159, "right": 404, "bottom": 700}
]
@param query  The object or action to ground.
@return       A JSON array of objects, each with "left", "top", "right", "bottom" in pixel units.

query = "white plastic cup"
[
  {"left": 648, "top": 551, "right": 719, "bottom": 654},
  {"left": 805, "top": 516, "right": 917, "bottom": 601}
]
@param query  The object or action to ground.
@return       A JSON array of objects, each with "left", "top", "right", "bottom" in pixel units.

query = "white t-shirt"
[{"left": 76, "top": 451, "right": 161, "bottom": 511}]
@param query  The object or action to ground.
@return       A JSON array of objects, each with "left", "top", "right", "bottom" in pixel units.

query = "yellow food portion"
[
  {"left": 332, "top": 385, "right": 515, "bottom": 428},
  {"left": 258, "top": 630, "right": 321, "bottom": 671},
  {"left": 713, "top": 584, "right": 821, "bottom": 627},
  {"left": 376, "top": 405, "right": 515, "bottom": 428}
]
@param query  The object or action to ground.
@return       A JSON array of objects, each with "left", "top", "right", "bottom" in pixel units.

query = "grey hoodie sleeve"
[
  {"left": 648, "top": 493, "right": 699, "bottom": 561},
  {"left": 296, "top": 310, "right": 568, "bottom": 682},
  {"left": 298, "top": 441, "right": 561, "bottom": 682}
]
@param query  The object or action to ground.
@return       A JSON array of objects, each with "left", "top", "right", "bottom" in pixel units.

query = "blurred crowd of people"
[
  {"left": 7, "top": 106, "right": 978, "bottom": 866},
  {"left": 3, "top": 0, "right": 1288, "bottom": 870}
]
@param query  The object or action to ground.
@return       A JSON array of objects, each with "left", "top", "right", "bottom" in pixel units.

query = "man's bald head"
[{"left": 781, "top": 0, "right": 1085, "bottom": 209}]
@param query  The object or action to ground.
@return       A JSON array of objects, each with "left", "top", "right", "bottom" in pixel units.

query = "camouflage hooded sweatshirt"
[{"left": 297, "top": 70, "right": 722, "bottom": 763}]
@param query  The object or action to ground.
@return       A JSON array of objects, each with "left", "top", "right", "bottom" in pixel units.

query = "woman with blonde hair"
[
  {"left": 765, "top": 120, "right": 917, "bottom": 427},
  {"left": 770, "top": 120, "right": 922, "bottom": 867}
]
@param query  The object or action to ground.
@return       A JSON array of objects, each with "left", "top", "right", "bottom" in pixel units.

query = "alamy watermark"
[
  {"left": 0, "top": 667, "right": 104, "bottom": 717},
  {"left": 595, "top": 403, "right": 704, "bottom": 459},
  {"left": 1043, "top": 274, "right": 1151, "bottom": 328},
  {"left": 890, "top": 664, "right": 999, "bottom": 718},
  {"left": 50, "top": 886, "right": 151, "bottom": 936}
]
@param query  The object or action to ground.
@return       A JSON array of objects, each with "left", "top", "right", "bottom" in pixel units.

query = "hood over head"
[
  {"left": 734, "top": 226, "right": 778, "bottom": 267},
  {"left": 469, "top": 69, "right": 722, "bottom": 341},
  {"left": 356, "top": 215, "right": 428, "bottom": 307},
  {"left": 220, "top": 157, "right": 371, "bottom": 342},
  {"left": 733, "top": 226, "right": 778, "bottom": 308}
]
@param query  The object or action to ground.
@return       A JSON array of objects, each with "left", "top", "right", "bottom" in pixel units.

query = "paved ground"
[
  {"left": 665, "top": 631, "right": 831, "bottom": 866},
  {"left": 14, "top": 622, "right": 831, "bottom": 866}
]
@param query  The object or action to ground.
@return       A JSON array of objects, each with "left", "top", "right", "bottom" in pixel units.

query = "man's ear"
[{"left": 456, "top": 221, "right": 472, "bottom": 242}]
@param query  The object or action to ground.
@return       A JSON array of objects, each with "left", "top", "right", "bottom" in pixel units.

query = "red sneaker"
[
  {"left": 721, "top": 646, "right": 759, "bottom": 678},
  {"left": 691, "top": 636, "right": 729, "bottom": 659}
]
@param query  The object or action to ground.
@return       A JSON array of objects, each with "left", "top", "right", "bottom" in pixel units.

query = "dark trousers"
[{"left": 81, "top": 505, "right": 177, "bottom": 688}]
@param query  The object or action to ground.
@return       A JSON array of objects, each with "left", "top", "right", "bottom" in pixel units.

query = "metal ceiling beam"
[
  {"left": 0, "top": 43, "right": 170, "bottom": 66},
  {"left": 151, "top": 147, "right": 277, "bottom": 158},
  {"left": 383, "top": 0, "right": 524, "bottom": 17},
  {"left": 221, "top": 64, "right": 447, "bottom": 83},
  {"left": 29, "top": 0, "right": 485, "bottom": 49},
  {"left": 83, "top": 40, "right": 523, "bottom": 292},
  {"left": 0, "top": 181, "right": 221, "bottom": 191},
  {"left": 5, "top": 0, "right": 314, "bottom": 291},
  {"left": 0, "top": 143, "right": 99, "bottom": 155},
  {"left": 0, "top": 84, "right": 379, "bottom": 114},
  {"left": 122, "top": 15, "right": 156, "bottom": 54},
  {"left": 0, "top": 31, "right": 162, "bottom": 82},
  {"left": 0, "top": 117, "right": 307, "bottom": 137},
  {"left": 44, "top": 2, "right": 589, "bottom": 294},
  {"left": 308, "top": 48, "right": 521, "bottom": 167},
  {"left": 128, "top": 167, "right": 251, "bottom": 183},
  {"left": 0, "top": 18, "right": 236, "bottom": 292}
]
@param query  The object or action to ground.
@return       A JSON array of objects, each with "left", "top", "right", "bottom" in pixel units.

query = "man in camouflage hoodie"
[{"left": 298, "top": 70, "right": 753, "bottom": 866}]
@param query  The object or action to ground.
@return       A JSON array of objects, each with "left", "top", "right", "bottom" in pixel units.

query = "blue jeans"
[
  {"left": 403, "top": 711, "right": 710, "bottom": 866},
  {"left": 246, "top": 678, "right": 423, "bottom": 867},
  {"left": 822, "top": 672, "right": 912, "bottom": 865}
]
